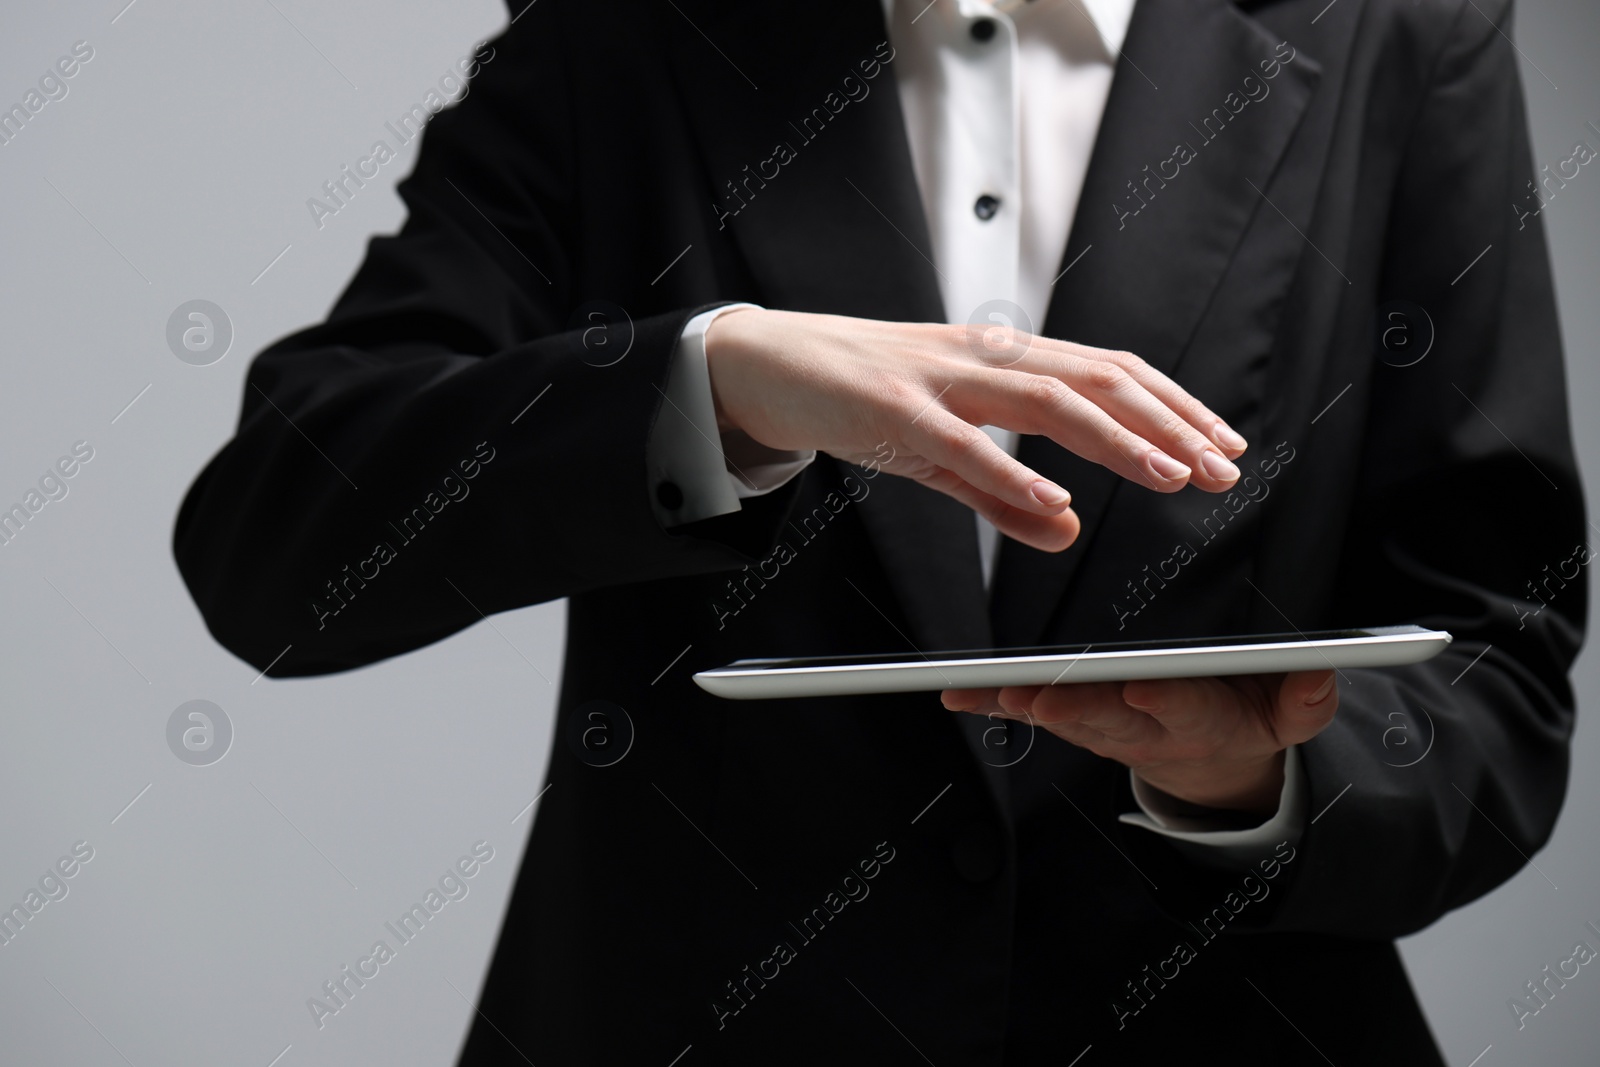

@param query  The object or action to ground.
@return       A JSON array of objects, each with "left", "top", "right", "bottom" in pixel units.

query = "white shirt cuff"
[
  {"left": 1117, "top": 746, "right": 1307, "bottom": 862},
  {"left": 726, "top": 431, "right": 818, "bottom": 500},
  {"left": 646, "top": 304, "right": 815, "bottom": 527}
]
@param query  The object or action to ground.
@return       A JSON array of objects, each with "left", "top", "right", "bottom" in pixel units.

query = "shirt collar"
[{"left": 880, "top": 0, "right": 1137, "bottom": 58}]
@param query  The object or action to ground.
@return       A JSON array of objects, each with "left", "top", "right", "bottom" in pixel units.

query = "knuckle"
[
  {"left": 957, "top": 322, "right": 992, "bottom": 348},
  {"left": 879, "top": 375, "right": 927, "bottom": 418},
  {"left": 1021, "top": 374, "right": 1072, "bottom": 411},
  {"left": 964, "top": 322, "right": 1026, "bottom": 363},
  {"left": 883, "top": 383, "right": 934, "bottom": 425},
  {"left": 1104, "top": 427, "right": 1142, "bottom": 461},
  {"left": 936, "top": 420, "right": 981, "bottom": 453},
  {"left": 1156, "top": 410, "right": 1199, "bottom": 445},
  {"left": 1081, "top": 361, "right": 1130, "bottom": 392},
  {"left": 1107, "top": 349, "right": 1147, "bottom": 371}
]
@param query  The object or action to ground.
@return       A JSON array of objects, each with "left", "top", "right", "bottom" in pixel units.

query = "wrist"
[
  {"left": 1133, "top": 750, "right": 1285, "bottom": 819},
  {"left": 703, "top": 305, "right": 761, "bottom": 435}
]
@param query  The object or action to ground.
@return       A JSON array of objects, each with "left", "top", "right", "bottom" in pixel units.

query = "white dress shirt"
[{"left": 643, "top": 0, "right": 1306, "bottom": 849}]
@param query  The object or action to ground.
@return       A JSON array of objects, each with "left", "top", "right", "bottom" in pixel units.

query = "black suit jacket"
[{"left": 174, "top": 0, "right": 1585, "bottom": 1062}]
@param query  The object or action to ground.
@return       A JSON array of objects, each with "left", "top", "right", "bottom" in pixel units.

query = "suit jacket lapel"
[
  {"left": 665, "top": 0, "right": 994, "bottom": 657},
  {"left": 989, "top": 0, "right": 1322, "bottom": 646},
  {"left": 666, "top": 1, "right": 1006, "bottom": 809}
]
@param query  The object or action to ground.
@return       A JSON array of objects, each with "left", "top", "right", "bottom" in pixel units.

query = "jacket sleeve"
[
  {"left": 172, "top": 5, "right": 799, "bottom": 677},
  {"left": 1262, "top": 0, "right": 1585, "bottom": 938}
]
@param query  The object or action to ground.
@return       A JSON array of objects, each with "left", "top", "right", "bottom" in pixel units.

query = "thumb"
[{"left": 1275, "top": 670, "right": 1339, "bottom": 743}]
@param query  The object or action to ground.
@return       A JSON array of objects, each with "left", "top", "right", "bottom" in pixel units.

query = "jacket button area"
[
  {"left": 950, "top": 821, "right": 1003, "bottom": 883},
  {"left": 974, "top": 194, "right": 1001, "bottom": 221},
  {"left": 656, "top": 480, "right": 684, "bottom": 510}
]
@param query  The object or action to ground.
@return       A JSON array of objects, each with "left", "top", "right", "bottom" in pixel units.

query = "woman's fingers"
[
  {"left": 1052, "top": 357, "right": 1241, "bottom": 490},
  {"left": 900, "top": 407, "right": 1075, "bottom": 514},
  {"left": 912, "top": 467, "right": 1081, "bottom": 551},
  {"left": 1017, "top": 338, "right": 1247, "bottom": 459},
  {"left": 941, "top": 369, "right": 1196, "bottom": 494},
  {"left": 948, "top": 359, "right": 1239, "bottom": 492}
]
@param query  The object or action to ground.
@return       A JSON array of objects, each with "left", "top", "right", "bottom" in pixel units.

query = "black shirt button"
[
  {"left": 970, "top": 17, "right": 998, "bottom": 42},
  {"left": 656, "top": 480, "right": 684, "bottom": 510},
  {"left": 950, "top": 821, "right": 1003, "bottom": 883},
  {"left": 974, "top": 194, "right": 1001, "bottom": 221}
]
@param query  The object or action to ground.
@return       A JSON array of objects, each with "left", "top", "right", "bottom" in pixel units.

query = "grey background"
[{"left": 0, "top": 0, "right": 1593, "bottom": 1063}]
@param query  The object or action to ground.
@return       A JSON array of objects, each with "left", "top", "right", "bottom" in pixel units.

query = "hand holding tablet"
[{"left": 695, "top": 627, "right": 1450, "bottom": 814}]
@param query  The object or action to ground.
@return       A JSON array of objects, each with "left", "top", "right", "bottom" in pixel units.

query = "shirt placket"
[{"left": 943, "top": 0, "right": 1022, "bottom": 332}]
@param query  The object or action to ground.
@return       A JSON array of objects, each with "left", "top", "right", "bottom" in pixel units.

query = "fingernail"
[
  {"left": 1213, "top": 424, "right": 1248, "bottom": 452},
  {"left": 1031, "top": 480, "right": 1071, "bottom": 506},
  {"left": 1147, "top": 451, "right": 1191, "bottom": 482},
  {"left": 1303, "top": 675, "right": 1336, "bottom": 705},
  {"left": 1200, "top": 450, "right": 1240, "bottom": 483}
]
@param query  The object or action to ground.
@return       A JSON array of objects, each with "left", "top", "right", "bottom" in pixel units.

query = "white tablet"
[{"left": 692, "top": 625, "right": 1452, "bottom": 699}]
